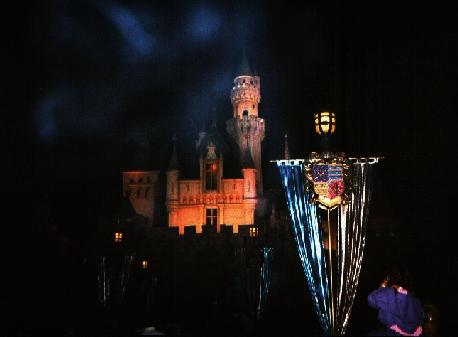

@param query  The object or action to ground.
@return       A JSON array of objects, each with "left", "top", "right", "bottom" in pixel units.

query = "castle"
[{"left": 122, "top": 55, "right": 266, "bottom": 235}]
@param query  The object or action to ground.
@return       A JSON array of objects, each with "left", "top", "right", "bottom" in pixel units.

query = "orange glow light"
[
  {"left": 114, "top": 232, "right": 123, "bottom": 243},
  {"left": 249, "top": 227, "right": 258, "bottom": 237},
  {"left": 141, "top": 260, "right": 148, "bottom": 269}
]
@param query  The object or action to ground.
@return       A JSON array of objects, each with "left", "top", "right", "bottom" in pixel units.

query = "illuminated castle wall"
[
  {"left": 166, "top": 133, "right": 257, "bottom": 235},
  {"left": 166, "top": 59, "right": 263, "bottom": 235},
  {"left": 122, "top": 171, "right": 159, "bottom": 221},
  {"left": 121, "top": 57, "right": 264, "bottom": 234}
]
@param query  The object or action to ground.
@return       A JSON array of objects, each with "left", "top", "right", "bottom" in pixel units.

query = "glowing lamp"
[
  {"left": 314, "top": 111, "right": 336, "bottom": 136},
  {"left": 141, "top": 260, "right": 148, "bottom": 269},
  {"left": 211, "top": 163, "right": 217, "bottom": 172}
]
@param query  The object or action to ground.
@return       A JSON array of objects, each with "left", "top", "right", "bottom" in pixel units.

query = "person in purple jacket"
[{"left": 368, "top": 268, "right": 425, "bottom": 336}]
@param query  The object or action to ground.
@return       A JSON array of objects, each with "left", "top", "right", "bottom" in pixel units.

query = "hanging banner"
[
  {"left": 274, "top": 157, "right": 382, "bottom": 335},
  {"left": 276, "top": 160, "right": 331, "bottom": 334}
]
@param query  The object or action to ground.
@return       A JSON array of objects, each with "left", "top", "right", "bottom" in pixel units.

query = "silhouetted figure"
[{"left": 368, "top": 268, "right": 425, "bottom": 336}]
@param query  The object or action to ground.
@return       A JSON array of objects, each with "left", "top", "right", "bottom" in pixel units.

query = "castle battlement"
[{"left": 230, "top": 75, "right": 261, "bottom": 118}]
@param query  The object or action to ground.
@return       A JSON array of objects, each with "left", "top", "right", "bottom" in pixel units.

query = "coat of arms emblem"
[{"left": 304, "top": 152, "right": 350, "bottom": 209}]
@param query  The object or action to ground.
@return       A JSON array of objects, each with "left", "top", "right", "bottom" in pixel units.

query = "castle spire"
[
  {"left": 284, "top": 132, "right": 290, "bottom": 160},
  {"left": 211, "top": 106, "right": 217, "bottom": 129},
  {"left": 238, "top": 47, "right": 253, "bottom": 76},
  {"left": 168, "top": 134, "right": 178, "bottom": 171}
]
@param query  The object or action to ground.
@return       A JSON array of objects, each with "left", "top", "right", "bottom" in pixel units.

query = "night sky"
[{"left": 6, "top": 0, "right": 458, "bottom": 333}]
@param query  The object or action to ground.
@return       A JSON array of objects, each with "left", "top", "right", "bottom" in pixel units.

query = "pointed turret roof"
[
  {"left": 196, "top": 111, "right": 227, "bottom": 156},
  {"left": 210, "top": 109, "right": 217, "bottom": 128},
  {"left": 168, "top": 134, "right": 179, "bottom": 171},
  {"left": 238, "top": 48, "right": 253, "bottom": 76}
]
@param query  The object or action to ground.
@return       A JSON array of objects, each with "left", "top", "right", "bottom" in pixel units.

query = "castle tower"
[
  {"left": 226, "top": 52, "right": 265, "bottom": 195},
  {"left": 122, "top": 170, "right": 159, "bottom": 222},
  {"left": 166, "top": 136, "right": 179, "bottom": 228},
  {"left": 241, "top": 147, "right": 257, "bottom": 224}
]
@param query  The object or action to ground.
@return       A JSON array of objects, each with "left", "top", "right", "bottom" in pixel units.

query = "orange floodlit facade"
[
  {"left": 166, "top": 168, "right": 257, "bottom": 235},
  {"left": 121, "top": 56, "right": 265, "bottom": 235},
  {"left": 166, "top": 59, "right": 263, "bottom": 235}
]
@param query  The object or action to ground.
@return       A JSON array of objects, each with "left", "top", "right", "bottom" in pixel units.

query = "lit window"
[
  {"left": 206, "top": 208, "right": 218, "bottom": 226},
  {"left": 114, "top": 232, "right": 123, "bottom": 242},
  {"left": 249, "top": 227, "right": 258, "bottom": 237},
  {"left": 141, "top": 260, "right": 148, "bottom": 269},
  {"left": 205, "top": 163, "right": 217, "bottom": 190}
]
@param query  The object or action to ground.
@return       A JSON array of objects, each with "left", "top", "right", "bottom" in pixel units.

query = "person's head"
[{"left": 384, "top": 266, "right": 410, "bottom": 289}]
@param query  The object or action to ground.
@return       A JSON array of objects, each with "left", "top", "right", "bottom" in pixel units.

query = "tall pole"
[{"left": 327, "top": 209, "right": 335, "bottom": 335}]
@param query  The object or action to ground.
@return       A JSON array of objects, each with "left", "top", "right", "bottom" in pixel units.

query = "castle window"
[
  {"left": 114, "top": 232, "right": 123, "bottom": 243},
  {"left": 250, "top": 80, "right": 253, "bottom": 85},
  {"left": 205, "top": 163, "right": 217, "bottom": 190},
  {"left": 249, "top": 227, "right": 258, "bottom": 237},
  {"left": 206, "top": 208, "right": 218, "bottom": 226},
  {"left": 243, "top": 110, "right": 249, "bottom": 116},
  {"left": 141, "top": 260, "right": 148, "bottom": 269}
]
